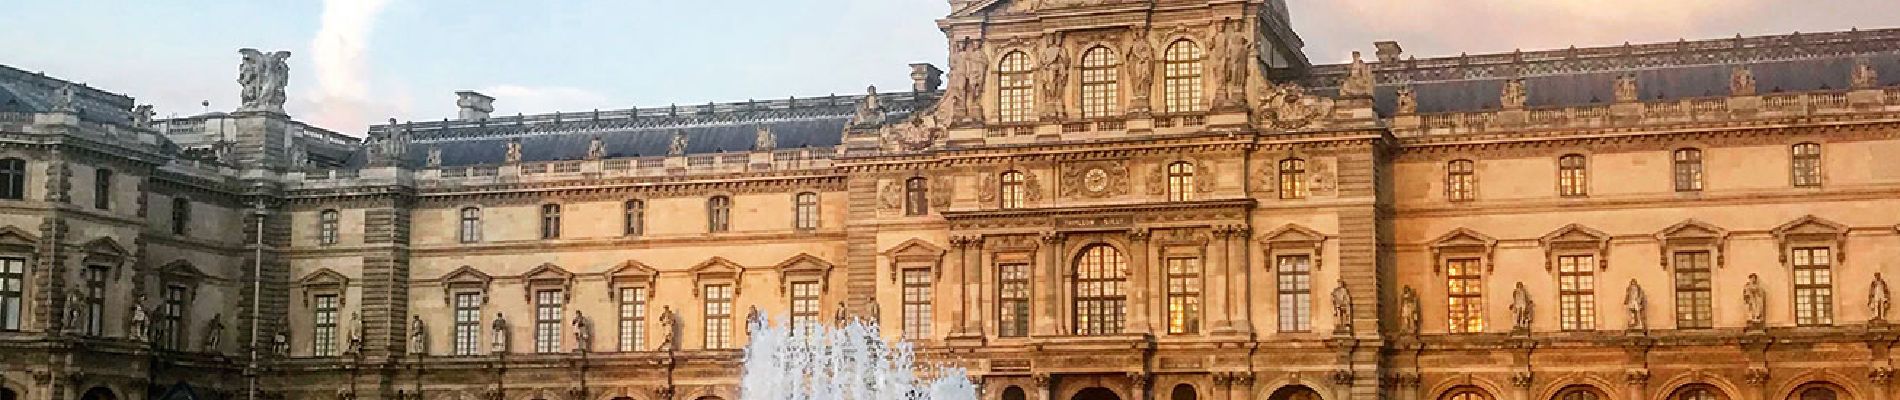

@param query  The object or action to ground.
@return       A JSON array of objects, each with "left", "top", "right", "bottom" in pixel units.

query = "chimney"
[
  {"left": 1374, "top": 41, "right": 1404, "bottom": 63},
  {"left": 910, "top": 63, "right": 944, "bottom": 92},
  {"left": 456, "top": 91, "right": 495, "bottom": 121}
]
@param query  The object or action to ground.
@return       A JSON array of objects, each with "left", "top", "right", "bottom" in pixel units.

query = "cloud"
[
  {"left": 307, "top": 0, "right": 391, "bottom": 131},
  {"left": 1299, "top": 0, "right": 1748, "bottom": 63},
  {"left": 477, "top": 84, "right": 613, "bottom": 116}
]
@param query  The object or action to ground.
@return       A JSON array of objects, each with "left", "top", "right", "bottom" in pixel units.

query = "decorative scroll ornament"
[{"left": 1255, "top": 82, "right": 1336, "bottom": 129}]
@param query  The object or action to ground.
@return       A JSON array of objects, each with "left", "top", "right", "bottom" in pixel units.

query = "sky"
[{"left": 1, "top": 0, "right": 1895, "bottom": 136}]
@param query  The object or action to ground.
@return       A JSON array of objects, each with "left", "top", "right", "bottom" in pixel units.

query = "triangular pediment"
[
  {"left": 0, "top": 226, "right": 38, "bottom": 248},
  {"left": 774, "top": 254, "right": 835, "bottom": 275},
  {"left": 881, "top": 239, "right": 946, "bottom": 259},
  {"left": 441, "top": 266, "right": 492, "bottom": 285},
  {"left": 689, "top": 257, "right": 745, "bottom": 276},
  {"left": 1541, "top": 224, "right": 1609, "bottom": 245},
  {"left": 298, "top": 268, "right": 349, "bottom": 287},
  {"left": 1260, "top": 224, "right": 1326, "bottom": 244},
  {"left": 1772, "top": 215, "right": 1847, "bottom": 238},
  {"left": 1658, "top": 219, "right": 1727, "bottom": 240},
  {"left": 1429, "top": 228, "right": 1497, "bottom": 248},
  {"left": 522, "top": 263, "right": 572, "bottom": 282},
  {"left": 609, "top": 260, "right": 658, "bottom": 278},
  {"left": 83, "top": 237, "right": 128, "bottom": 256},
  {"left": 158, "top": 260, "right": 207, "bottom": 279}
]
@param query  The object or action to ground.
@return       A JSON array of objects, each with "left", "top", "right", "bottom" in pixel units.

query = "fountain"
[{"left": 740, "top": 315, "right": 977, "bottom": 400}]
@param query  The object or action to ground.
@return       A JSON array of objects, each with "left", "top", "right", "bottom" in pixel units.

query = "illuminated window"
[
  {"left": 1079, "top": 46, "right": 1120, "bottom": 118},
  {"left": 1793, "top": 247, "right": 1833, "bottom": 326},
  {"left": 1447, "top": 160, "right": 1475, "bottom": 201},
  {"left": 902, "top": 269, "right": 932, "bottom": 340},
  {"left": 624, "top": 200, "right": 645, "bottom": 236},
  {"left": 794, "top": 192, "right": 819, "bottom": 230},
  {"left": 318, "top": 209, "right": 339, "bottom": 246},
  {"left": 1073, "top": 245, "right": 1127, "bottom": 335},
  {"left": 533, "top": 290, "right": 563, "bottom": 353},
  {"left": 1557, "top": 255, "right": 1596, "bottom": 331},
  {"left": 1165, "top": 257, "right": 1201, "bottom": 334},
  {"left": 1674, "top": 149, "right": 1703, "bottom": 192},
  {"left": 1167, "top": 161, "right": 1196, "bottom": 202},
  {"left": 539, "top": 204, "right": 562, "bottom": 239},
  {"left": 312, "top": 294, "right": 338, "bottom": 356},
  {"left": 1673, "top": 251, "right": 1713, "bottom": 329},
  {"left": 1279, "top": 158, "right": 1307, "bottom": 199},
  {"left": 0, "top": 158, "right": 25, "bottom": 200},
  {"left": 1163, "top": 40, "right": 1205, "bottom": 113},
  {"left": 1276, "top": 255, "right": 1312, "bottom": 332},
  {"left": 0, "top": 257, "right": 19, "bottom": 331},
  {"left": 904, "top": 178, "right": 928, "bottom": 216},
  {"left": 1792, "top": 142, "right": 1822, "bottom": 187},
  {"left": 703, "top": 284, "right": 733, "bottom": 349},
  {"left": 93, "top": 169, "right": 111, "bottom": 210},
  {"left": 1446, "top": 258, "right": 1484, "bottom": 333},
  {"left": 708, "top": 196, "right": 732, "bottom": 233},
  {"left": 459, "top": 207, "right": 481, "bottom": 243},
  {"left": 1555, "top": 386, "right": 1604, "bottom": 400},
  {"left": 1558, "top": 154, "right": 1588, "bottom": 197},
  {"left": 999, "top": 171, "right": 1026, "bottom": 209},
  {"left": 618, "top": 287, "right": 646, "bottom": 351},
  {"left": 452, "top": 292, "right": 481, "bottom": 355},
  {"left": 998, "top": 263, "right": 1031, "bottom": 337},
  {"left": 997, "top": 51, "right": 1035, "bottom": 123},
  {"left": 1441, "top": 386, "right": 1493, "bottom": 400},
  {"left": 790, "top": 281, "right": 820, "bottom": 332}
]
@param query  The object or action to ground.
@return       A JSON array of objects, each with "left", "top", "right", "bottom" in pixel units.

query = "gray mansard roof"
[
  {"left": 0, "top": 64, "right": 138, "bottom": 125},
  {"left": 360, "top": 92, "right": 938, "bottom": 168}
]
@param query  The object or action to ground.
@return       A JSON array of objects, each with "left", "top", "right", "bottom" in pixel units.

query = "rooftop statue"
[{"left": 238, "top": 48, "right": 291, "bottom": 114}]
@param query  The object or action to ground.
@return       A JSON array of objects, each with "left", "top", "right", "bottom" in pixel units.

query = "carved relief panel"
[{"left": 1061, "top": 160, "right": 1129, "bottom": 198}]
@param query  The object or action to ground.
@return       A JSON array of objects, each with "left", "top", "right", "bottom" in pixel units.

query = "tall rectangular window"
[
  {"left": 1793, "top": 247, "right": 1833, "bottom": 326},
  {"left": 901, "top": 269, "right": 932, "bottom": 340},
  {"left": 708, "top": 196, "right": 732, "bottom": 233},
  {"left": 1279, "top": 159, "right": 1307, "bottom": 200},
  {"left": 1166, "top": 162, "right": 1197, "bottom": 202},
  {"left": 997, "top": 263, "right": 1031, "bottom": 337},
  {"left": 1673, "top": 149, "right": 1704, "bottom": 192},
  {"left": 171, "top": 198, "right": 191, "bottom": 235},
  {"left": 1163, "top": 40, "right": 1205, "bottom": 113},
  {"left": 996, "top": 51, "right": 1035, "bottom": 123},
  {"left": 1166, "top": 257, "right": 1202, "bottom": 334},
  {"left": 0, "top": 158, "right": 26, "bottom": 200},
  {"left": 1792, "top": 143, "right": 1822, "bottom": 187},
  {"left": 999, "top": 172, "right": 1026, "bottom": 209},
  {"left": 794, "top": 192, "right": 819, "bottom": 230},
  {"left": 1276, "top": 255, "right": 1312, "bottom": 332},
  {"left": 619, "top": 287, "right": 647, "bottom": 351},
  {"left": 0, "top": 257, "right": 22, "bottom": 331},
  {"left": 313, "top": 294, "right": 339, "bottom": 356},
  {"left": 1673, "top": 251, "right": 1713, "bottom": 329},
  {"left": 452, "top": 292, "right": 481, "bottom": 356},
  {"left": 624, "top": 200, "right": 645, "bottom": 236},
  {"left": 1079, "top": 46, "right": 1120, "bottom": 118},
  {"left": 540, "top": 204, "right": 562, "bottom": 239},
  {"left": 318, "top": 209, "right": 339, "bottom": 246},
  {"left": 1447, "top": 160, "right": 1475, "bottom": 201},
  {"left": 904, "top": 178, "right": 928, "bottom": 216},
  {"left": 93, "top": 169, "right": 112, "bottom": 210},
  {"left": 84, "top": 266, "right": 107, "bottom": 336},
  {"left": 1557, "top": 255, "right": 1596, "bottom": 331},
  {"left": 790, "top": 282, "right": 820, "bottom": 333},
  {"left": 159, "top": 285, "right": 186, "bottom": 350},
  {"left": 1446, "top": 258, "right": 1485, "bottom": 333},
  {"left": 533, "top": 290, "right": 563, "bottom": 353},
  {"left": 703, "top": 284, "right": 733, "bottom": 349},
  {"left": 1558, "top": 154, "right": 1588, "bottom": 197},
  {"left": 459, "top": 207, "right": 482, "bottom": 243}
]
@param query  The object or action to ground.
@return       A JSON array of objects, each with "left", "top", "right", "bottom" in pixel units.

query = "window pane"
[
  {"left": 902, "top": 269, "right": 932, "bottom": 339},
  {"left": 1074, "top": 245, "right": 1127, "bottom": 335},
  {"left": 998, "top": 264, "right": 1031, "bottom": 337},
  {"left": 1277, "top": 255, "right": 1312, "bottom": 332}
]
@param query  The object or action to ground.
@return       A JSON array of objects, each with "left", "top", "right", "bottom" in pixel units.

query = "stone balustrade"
[{"left": 1393, "top": 87, "right": 1900, "bottom": 137}]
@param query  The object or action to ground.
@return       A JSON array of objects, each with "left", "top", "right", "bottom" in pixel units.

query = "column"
[
  {"left": 1206, "top": 228, "right": 1233, "bottom": 334},
  {"left": 1624, "top": 370, "right": 1649, "bottom": 400},
  {"left": 963, "top": 236, "right": 986, "bottom": 337},
  {"left": 1034, "top": 374, "right": 1053, "bottom": 400},
  {"left": 946, "top": 236, "right": 970, "bottom": 337},
  {"left": 1127, "top": 229, "right": 1153, "bottom": 335},
  {"left": 1226, "top": 226, "right": 1252, "bottom": 334},
  {"left": 1034, "top": 232, "right": 1065, "bottom": 336}
]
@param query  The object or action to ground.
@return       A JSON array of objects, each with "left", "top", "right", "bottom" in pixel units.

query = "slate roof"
[
  {"left": 0, "top": 63, "right": 138, "bottom": 125},
  {"left": 361, "top": 92, "right": 938, "bottom": 168}
]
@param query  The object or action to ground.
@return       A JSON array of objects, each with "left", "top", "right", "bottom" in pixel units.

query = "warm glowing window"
[
  {"left": 1279, "top": 158, "right": 1307, "bottom": 199},
  {"left": 997, "top": 51, "right": 1035, "bottom": 123},
  {"left": 1673, "top": 251, "right": 1713, "bottom": 329},
  {"left": 318, "top": 209, "right": 339, "bottom": 246},
  {"left": 1792, "top": 142, "right": 1822, "bottom": 187},
  {"left": 1673, "top": 149, "right": 1703, "bottom": 192},
  {"left": 1442, "top": 387, "right": 1494, "bottom": 400},
  {"left": 1793, "top": 247, "right": 1833, "bottom": 326},
  {"left": 1073, "top": 245, "right": 1127, "bottom": 335},
  {"left": 703, "top": 284, "right": 733, "bottom": 349},
  {"left": 1557, "top": 255, "right": 1596, "bottom": 331},
  {"left": 1446, "top": 258, "right": 1484, "bottom": 333},
  {"left": 618, "top": 287, "right": 646, "bottom": 352},
  {"left": 1079, "top": 46, "right": 1120, "bottom": 118},
  {"left": 1276, "top": 255, "right": 1312, "bottom": 332},
  {"left": 1165, "top": 257, "right": 1201, "bottom": 334},
  {"left": 794, "top": 192, "right": 819, "bottom": 230},
  {"left": 1558, "top": 154, "right": 1588, "bottom": 197},
  {"left": 708, "top": 196, "right": 732, "bottom": 233},
  {"left": 999, "top": 171, "right": 1026, "bottom": 209},
  {"left": 1554, "top": 386, "right": 1603, "bottom": 400},
  {"left": 998, "top": 263, "right": 1031, "bottom": 337},
  {"left": 1447, "top": 160, "right": 1474, "bottom": 201},
  {"left": 540, "top": 204, "right": 562, "bottom": 239},
  {"left": 1163, "top": 40, "right": 1204, "bottom": 113},
  {"left": 533, "top": 290, "right": 563, "bottom": 353},
  {"left": 902, "top": 269, "right": 932, "bottom": 340},
  {"left": 1167, "top": 161, "right": 1196, "bottom": 202}
]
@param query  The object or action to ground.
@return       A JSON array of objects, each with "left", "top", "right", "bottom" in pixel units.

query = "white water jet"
[{"left": 740, "top": 315, "right": 977, "bottom": 400}]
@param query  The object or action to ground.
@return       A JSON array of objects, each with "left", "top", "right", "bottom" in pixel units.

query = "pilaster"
[
  {"left": 1126, "top": 229, "right": 1152, "bottom": 335},
  {"left": 1206, "top": 228, "right": 1233, "bottom": 334},
  {"left": 359, "top": 194, "right": 415, "bottom": 359},
  {"left": 1034, "top": 232, "right": 1064, "bottom": 336},
  {"left": 1224, "top": 225, "right": 1251, "bottom": 334}
]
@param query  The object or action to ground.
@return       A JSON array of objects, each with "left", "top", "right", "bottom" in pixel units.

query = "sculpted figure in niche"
[
  {"left": 504, "top": 139, "right": 523, "bottom": 164},
  {"left": 946, "top": 39, "right": 989, "bottom": 124},
  {"left": 1743, "top": 274, "right": 1767, "bottom": 324},
  {"left": 1399, "top": 286, "right": 1420, "bottom": 336},
  {"left": 128, "top": 294, "right": 151, "bottom": 343},
  {"left": 1330, "top": 280, "right": 1352, "bottom": 330},
  {"left": 1214, "top": 19, "right": 1253, "bottom": 104},
  {"left": 345, "top": 312, "right": 364, "bottom": 355},
  {"left": 65, "top": 290, "right": 83, "bottom": 334},
  {"left": 572, "top": 310, "right": 593, "bottom": 352},
  {"left": 656, "top": 305, "right": 679, "bottom": 351},
  {"left": 1509, "top": 282, "right": 1533, "bottom": 331},
  {"left": 1038, "top": 35, "right": 1069, "bottom": 118},
  {"left": 1731, "top": 66, "right": 1756, "bottom": 95},
  {"left": 1125, "top": 28, "right": 1156, "bottom": 105},
  {"left": 668, "top": 131, "right": 689, "bottom": 156},
  {"left": 1873, "top": 273, "right": 1892, "bottom": 322},
  {"left": 490, "top": 313, "right": 510, "bottom": 353},
  {"left": 273, "top": 323, "right": 290, "bottom": 356},
  {"left": 204, "top": 313, "right": 226, "bottom": 352},
  {"left": 408, "top": 316, "right": 426, "bottom": 355},
  {"left": 1624, "top": 279, "right": 1647, "bottom": 331},
  {"left": 1395, "top": 86, "right": 1417, "bottom": 115}
]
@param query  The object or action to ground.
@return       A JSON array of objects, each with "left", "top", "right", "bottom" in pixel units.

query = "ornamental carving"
[
  {"left": 879, "top": 180, "right": 904, "bottom": 210},
  {"left": 1395, "top": 85, "right": 1417, "bottom": 115},
  {"left": 881, "top": 117, "right": 943, "bottom": 152},
  {"left": 927, "top": 177, "right": 952, "bottom": 207},
  {"left": 1061, "top": 160, "right": 1128, "bottom": 198},
  {"left": 978, "top": 174, "right": 998, "bottom": 203},
  {"left": 1731, "top": 66, "right": 1756, "bottom": 95},
  {"left": 1501, "top": 78, "right": 1527, "bottom": 109},
  {"left": 1613, "top": 74, "right": 1639, "bottom": 102},
  {"left": 1254, "top": 82, "right": 1336, "bottom": 129},
  {"left": 1023, "top": 170, "right": 1044, "bottom": 202}
]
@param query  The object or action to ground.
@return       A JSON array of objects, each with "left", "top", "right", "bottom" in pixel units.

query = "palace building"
[{"left": 5, "top": 2, "right": 1900, "bottom": 400}]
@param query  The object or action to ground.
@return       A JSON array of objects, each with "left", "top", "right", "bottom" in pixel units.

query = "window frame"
[
  {"left": 458, "top": 207, "right": 482, "bottom": 243},
  {"left": 1166, "top": 161, "right": 1197, "bottom": 202},
  {"left": 789, "top": 281, "right": 821, "bottom": 332},
  {"left": 1558, "top": 154, "right": 1589, "bottom": 197},
  {"left": 1072, "top": 244, "right": 1128, "bottom": 336},
  {"left": 1445, "top": 258, "right": 1485, "bottom": 333},
  {"left": 318, "top": 209, "right": 340, "bottom": 246},
  {"left": 1162, "top": 40, "right": 1205, "bottom": 114},
  {"left": 1672, "top": 251, "right": 1714, "bottom": 329},
  {"left": 996, "top": 51, "right": 1036, "bottom": 123},
  {"left": 617, "top": 287, "right": 647, "bottom": 352},
  {"left": 1673, "top": 148, "right": 1704, "bottom": 192},
  {"left": 452, "top": 291, "right": 482, "bottom": 356},
  {"left": 1791, "top": 142, "right": 1822, "bottom": 188},
  {"left": 539, "top": 204, "right": 563, "bottom": 240},
  {"left": 1556, "top": 254, "right": 1596, "bottom": 331},
  {"left": 1278, "top": 158, "right": 1308, "bottom": 200},
  {"left": 1446, "top": 159, "right": 1475, "bottom": 201},
  {"left": 312, "top": 293, "right": 339, "bottom": 356},
  {"left": 904, "top": 177, "right": 928, "bottom": 216},
  {"left": 0, "top": 158, "right": 25, "bottom": 201},
  {"left": 84, "top": 266, "right": 108, "bottom": 336},
  {"left": 702, "top": 283, "right": 734, "bottom": 349},
  {"left": 533, "top": 289, "right": 564, "bottom": 353},
  {"left": 1791, "top": 246, "right": 1834, "bottom": 326},
  {"left": 623, "top": 200, "right": 645, "bottom": 237},
  {"left": 707, "top": 196, "right": 732, "bottom": 233},
  {"left": 793, "top": 192, "right": 819, "bottom": 231},
  {"left": 997, "top": 262, "right": 1031, "bottom": 337},
  {"left": 171, "top": 197, "right": 191, "bottom": 236},
  {"left": 1163, "top": 256, "right": 1202, "bottom": 335},
  {"left": 158, "top": 284, "right": 188, "bottom": 350},
  {"left": 1275, "top": 255, "right": 1313, "bottom": 333},
  {"left": 999, "top": 171, "right": 1026, "bottom": 209},
  {"left": 900, "top": 268, "right": 932, "bottom": 340},
  {"left": 1078, "top": 46, "right": 1121, "bottom": 119},
  {"left": 93, "top": 168, "right": 112, "bottom": 210},
  {"left": 0, "top": 257, "right": 20, "bottom": 331}
]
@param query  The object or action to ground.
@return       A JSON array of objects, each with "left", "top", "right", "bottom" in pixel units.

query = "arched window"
[
  {"left": 1003, "top": 387, "right": 1027, "bottom": 400},
  {"left": 1792, "top": 142, "right": 1822, "bottom": 187},
  {"left": 1674, "top": 148, "right": 1704, "bottom": 192},
  {"left": 1446, "top": 258, "right": 1484, "bottom": 333},
  {"left": 1267, "top": 386, "right": 1323, "bottom": 400},
  {"left": 458, "top": 207, "right": 482, "bottom": 243},
  {"left": 1279, "top": 158, "right": 1308, "bottom": 199},
  {"left": 1558, "top": 154, "right": 1588, "bottom": 197},
  {"left": 1555, "top": 385, "right": 1606, "bottom": 400},
  {"left": 1792, "top": 383, "right": 1842, "bottom": 400},
  {"left": 708, "top": 196, "right": 732, "bottom": 233},
  {"left": 794, "top": 192, "right": 819, "bottom": 230},
  {"left": 1441, "top": 386, "right": 1494, "bottom": 400},
  {"left": 904, "top": 177, "right": 928, "bottom": 216},
  {"left": 1166, "top": 161, "right": 1196, "bottom": 202},
  {"left": 1073, "top": 244, "right": 1127, "bottom": 335},
  {"left": 1163, "top": 40, "right": 1205, "bottom": 113},
  {"left": 93, "top": 169, "right": 112, "bottom": 210},
  {"left": 1079, "top": 46, "right": 1121, "bottom": 118},
  {"left": 997, "top": 51, "right": 1035, "bottom": 123},
  {"left": 0, "top": 158, "right": 25, "bottom": 200},
  {"left": 999, "top": 171, "right": 1027, "bottom": 209},
  {"left": 318, "top": 209, "right": 339, "bottom": 246},
  {"left": 1447, "top": 159, "right": 1475, "bottom": 201},
  {"left": 1793, "top": 246, "right": 1834, "bottom": 326},
  {"left": 624, "top": 200, "right": 645, "bottom": 236},
  {"left": 1669, "top": 385, "right": 1725, "bottom": 400},
  {"left": 539, "top": 204, "right": 562, "bottom": 239},
  {"left": 1171, "top": 384, "right": 1198, "bottom": 400}
]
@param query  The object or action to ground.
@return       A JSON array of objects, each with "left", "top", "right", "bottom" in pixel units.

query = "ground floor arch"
[
  {"left": 80, "top": 387, "right": 117, "bottom": 400},
  {"left": 1075, "top": 387, "right": 1122, "bottom": 400},
  {"left": 1267, "top": 385, "right": 1324, "bottom": 400},
  {"left": 1788, "top": 382, "right": 1849, "bottom": 400},
  {"left": 1, "top": 386, "right": 17, "bottom": 400},
  {"left": 1440, "top": 386, "right": 1495, "bottom": 400}
]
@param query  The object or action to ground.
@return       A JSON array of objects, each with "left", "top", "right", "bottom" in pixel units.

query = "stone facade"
[{"left": 5, "top": 2, "right": 1900, "bottom": 400}]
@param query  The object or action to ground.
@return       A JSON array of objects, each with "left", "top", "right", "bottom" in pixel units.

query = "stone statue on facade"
[
  {"left": 52, "top": 84, "right": 78, "bottom": 113},
  {"left": 1330, "top": 280, "right": 1352, "bottom": 331},
  {"left": 853, "top": 85, "right": 886, "bottom": 127},
  {"left": 1509, "top": 282, "right": 1533, "bottom": 332},
  {"left": 408, "top": 316, "right": 427, "bottom": 355},
  {"left": 668, "top": 131, "right": 689, "bottom": 156},
  {"left": 1731, "top": 66, "right": 1757, "bottom": 95},
  {"left": 656, "top": 306, "right": 679, "bottom": 351},
  {"left": 1743, "top": 273, "right": 1767, "bottom": 326},
  {"left": 834, "top": 301, "right": 850, "bottom": 326},
  {"left": 1340, "top": 51, "right": 1374, "bottom": 97},
  {"left": 504, "top": 139, "right": 523, "bottom": 164},
  {"left": 1625, "top": 279, "right": 1647, "bottom": 331},
  {"left": 1399, "top": 286, "right": 1420, "bottom": 336},
  {"left": 132, "top": 105, "right": 155, "bottom": 128},
  {"left": 754, "top": 126, "right": 776, "bottom": 151},
  {"left": 427, "top": 146, "right": 443, "bottom": 168},
  {"left": 1501, "top": 78, "right": 1527, "bottom": 109},
  {"left": 345, "top": 312, "right": 364, "bottom": 355},
  {"left": 572, "top": 311, "right": 593, "bottom": 352},
  {"left": 1124, "top": 28, "right": 1156, "bottom": 108},
  {"left": 1873, "top": 273, "right": 1892, "bottom": 323},
  {"left": 745, "top": 306, "right": 763, "bottom": 335},
  {"left": 948, "top": 39, "right": 989, "bottom": 124},
  {"left": 238, "top": 48, "right": 291, "bottom": 113},
  {"left": 1038, "top": 35, "right": 1070, "bottom": 119},
  {"left": 586, "top": 136, "right": 606, "bottom": 160},
  {"left": 273, "top": 325, "right": 290, "bottom": 356},
  {"left": 866, "top": 300, "right": 881, "bottom": 326},
  {"left": 64, "top": 290, "right": 83, "bottom": 335},
  {"left": 128, "top": 294, "right": 151, "bottom": 343},
  {"left": 1214, "top": 19, "right": 1253, "bottom": 107},
  {"left": 1613, "top": 74, "right": 1639, "bottom": 102},
  {"left": 1853, "top": 60, "right": 1880, "bottom": 89},
  {"left": 203, "top": 314, "right": 225, "bottom": 352},
  {"left": 490, "top": 313, "right": 510, "bottom": 354},
  {"left": 1394, "top": 85, "right": 1417, "bottom": 115}
]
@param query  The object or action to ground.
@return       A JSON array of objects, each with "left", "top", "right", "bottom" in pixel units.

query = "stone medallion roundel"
[{"left": 1084, "top": 168, "right": 1110, "bottom": 193}]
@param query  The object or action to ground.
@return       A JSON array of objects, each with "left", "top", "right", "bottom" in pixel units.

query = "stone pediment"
[
  {"left": 606, "top": 260, "right": 658, "bottom": 300},
  {"left": 1657, "top": 219, "right": 1727, "bottom": 241},
  {"left": 1429, "top": 228, "right": 1497, "bottom": 274},
  {"left": 883, "top": 239, "right": 946, "bottom": 283},
  {"left": 0, "top": 226, "right": 39, "bottom": 251},
  {"left": 521, "top": 263, "right": 573, "bottom": 283},
  {"left": 689, "top": 257, "right": 747, "bottom": 297},
  {"left": 1539, "top": 224, "right": 1610, "bottom": 271},
  {"left": 1771, "top": 215, "right": 1847, "bottom": 241},
  {"left": 1260, "top": 224, "right": 1327, "bottom": 270},
  {"left": 1656, "top": 219, "right": 1730, "bottom": 269},
  {"left": 158, "top": 260, "right": 207, "bottom": 280},
  {"left": 439, "top": 266, "right": 492, "bottom": 305},
  {"left": 773, "top": 254, "right": 835, "bottom": 295},
  {"left": 81, "top": 237, "right": 129, "bottom": 267},
  {"left": 298, "top": 268, "right": 350, "bottom": 306}
]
